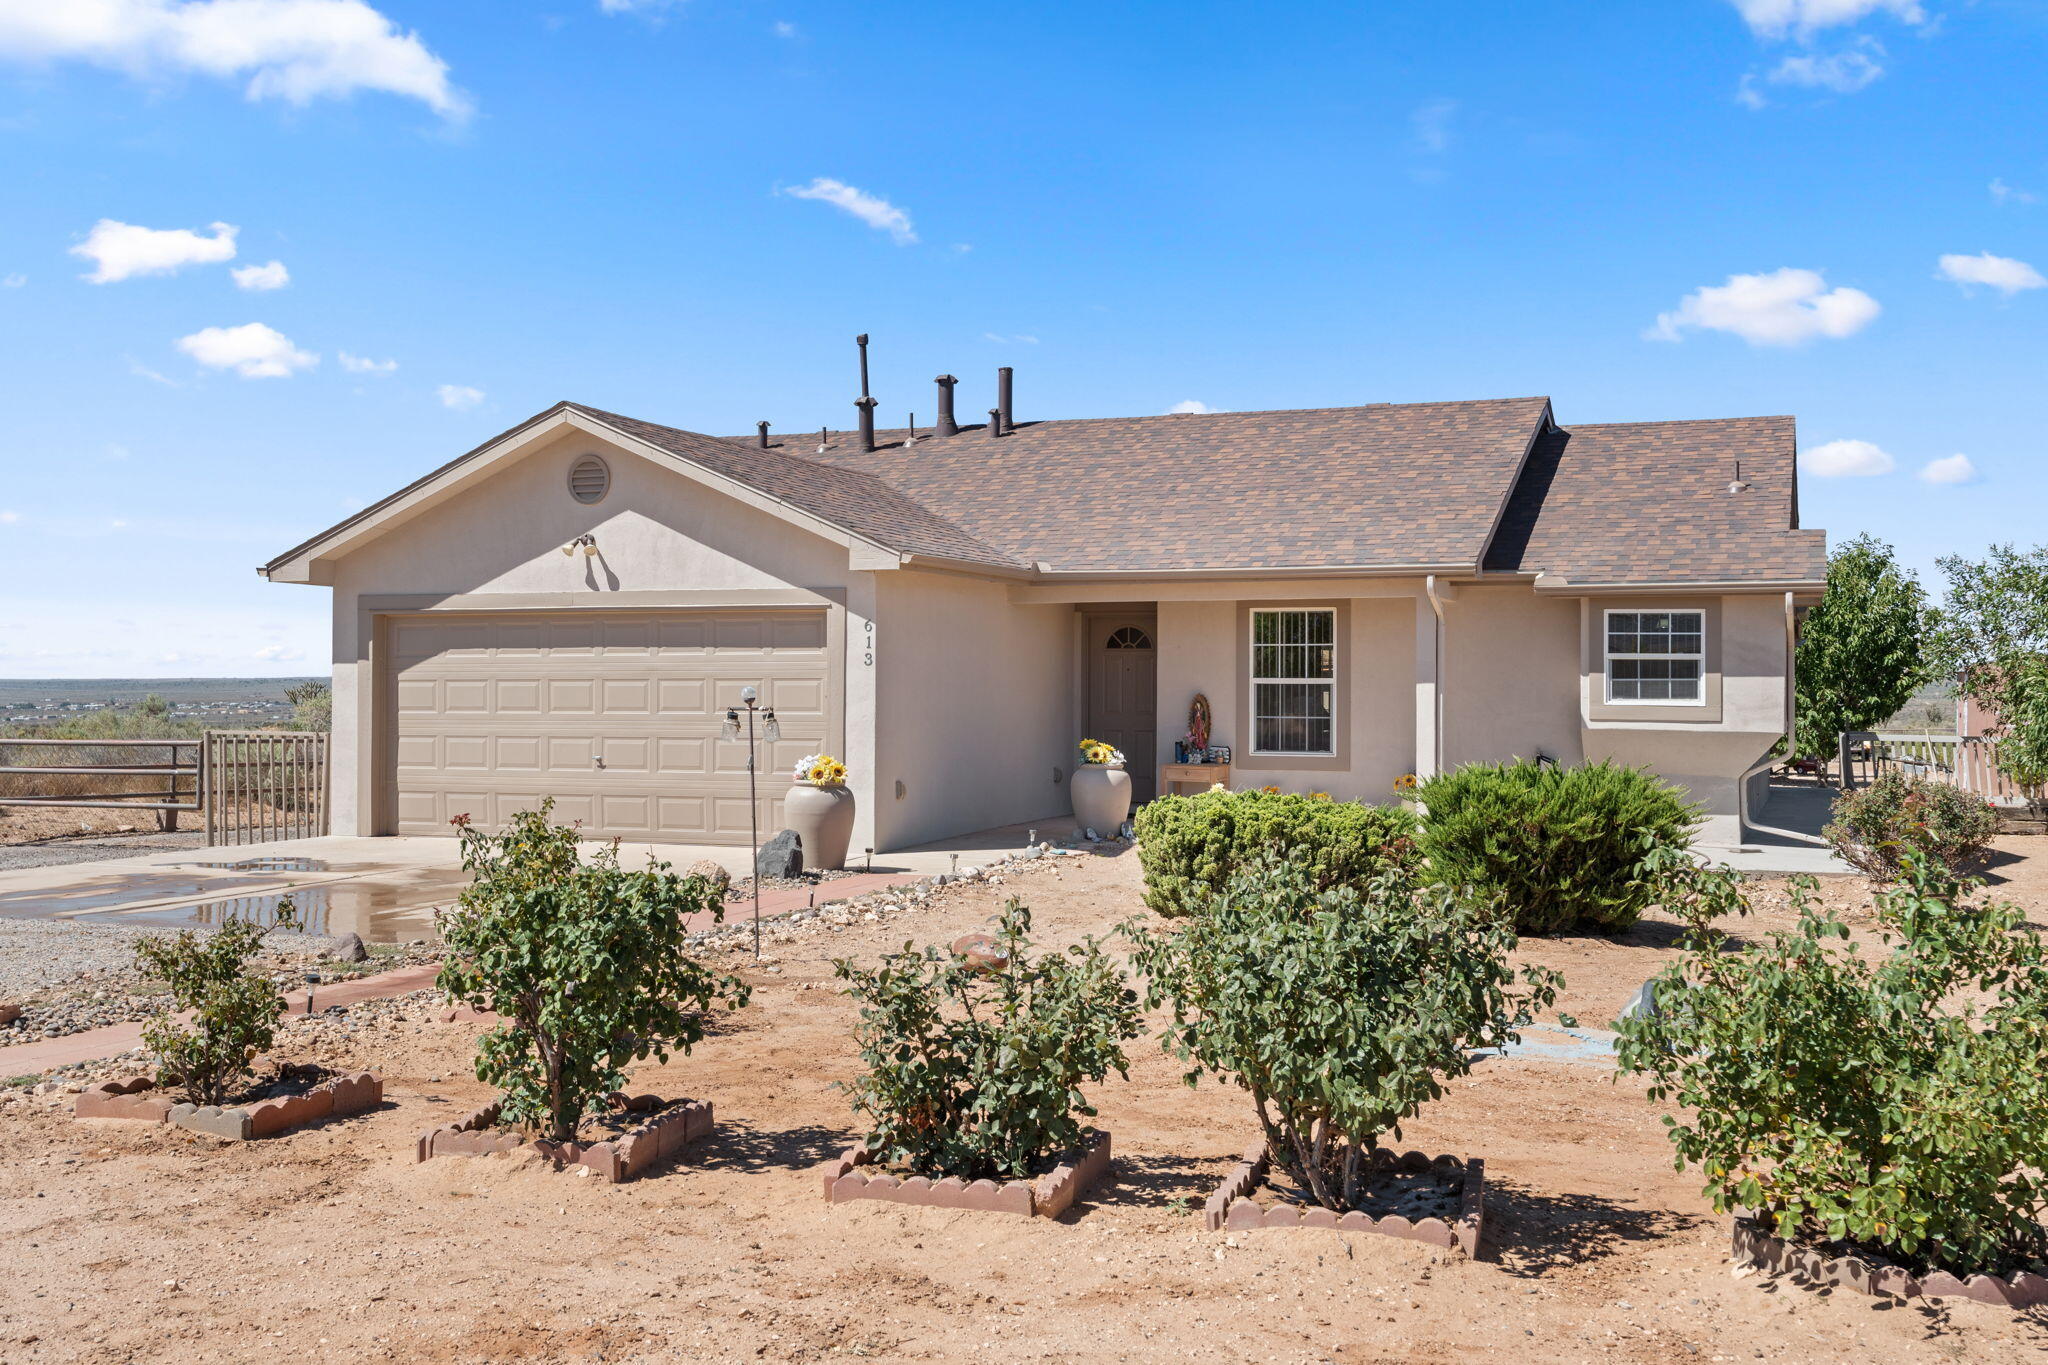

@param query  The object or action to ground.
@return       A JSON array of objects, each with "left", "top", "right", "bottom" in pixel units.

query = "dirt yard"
[{"left": 2, "top": 842, "right": 2045, "bottom": 1364}]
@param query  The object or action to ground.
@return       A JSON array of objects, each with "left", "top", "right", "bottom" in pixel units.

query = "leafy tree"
[
  {"left": 1616, "top": 849, "right": 2048, "bottom": 1278},
  {"left": 436, "top": 803, "right": 751, "bottom": 1142},
  {"left": 1134, "top": 788, "right": 1421, "bottom": 918},
  {"left": 1930, "top": 542, "right": 2048, "bottom": 808},
  {"left": 1415, "top": 760, "right": 1698, "bottom": 933},
  {"left": 835, "top": 898, "right": 1139, "bottom": 1181},
  {"left": 1124, "top": 858, "right": 1562, "bottom": 1213},
  {"left": 135, "top": 912, "right": 290, "bottom": 1106},
  {"left": 1793, "top": 534, "right": 1928, "bottom": 760}
]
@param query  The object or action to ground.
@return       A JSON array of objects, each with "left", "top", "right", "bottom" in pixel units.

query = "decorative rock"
[
  {"left": 0, "top": 1003, "right": 20, "bottom": 1027},
  {"left": 327, "top": 932, "right": 369, "bottom": 964},
  {"left": 685, "top": 858, "right": 732, "bottom": 891},
  {"left": 1616, "top": 978, "right": 1658, "bottom": 1022},
  {"left": 950, "top": 933, "right": 1010, "bottom": 974},
  {"left": 756, "top": 830, "right": 804, "bottom": 879}
]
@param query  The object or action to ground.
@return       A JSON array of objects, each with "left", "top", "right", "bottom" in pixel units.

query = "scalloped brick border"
[
  {"left": 1205, "top": 1140, "right": 1483, "bottom": 1257},
  {"left": 820, "top": 1129, "right": 1112, "bottom": 1218},
  {"left": 412, "top": 1093, "right": 712, "bottom": 1183},
  {"left": 76, "top": 1072, "right": 383, "bottom": 1140},
  {"left": 1732, "top": 1217, "right": 2048, "bottom": 1308}
]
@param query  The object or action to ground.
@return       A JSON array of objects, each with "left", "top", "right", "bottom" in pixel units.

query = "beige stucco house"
[{"left": 262, "top": 383, "right": 1826, "bottom": 853}]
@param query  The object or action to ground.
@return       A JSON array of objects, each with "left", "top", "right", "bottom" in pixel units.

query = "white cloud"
[
  {"left": 1410, "top": 97, "right": 1457, "bottom": 154},
  {"left": 1647, "top": 267, "right": 1880, "bottom": 346},
  {"left": 1936, "top": 251, "right": 2046, "bottom": 296},
  {"left": 1918, "top": 453, "right": 1977, "bottom": 484},
  {"left": 230, "top": 259, "right": 289, "bottom": 290},
  {"left": 1990, "top": 178, "right": 2038, "bottom": 206},
  {"left": 773, "top": 20, "right": 797, "bottom": 38},
  {"left": 71, "top": 218, "right": 236, "bottom": 282},
  {"left": 1735, "top": 74, "right": 1769, "bottom": 109},
  {"left": 338, "top": 350, "right": 396, "bottom": 374},
  {"left": 598, "top": 0, "right": 682, "bottom": 13},
  {"left": 0, "top": 509, "right": 19, "bottom": 524},
  {"left": 1800, "top": 438, "right": 1894, "bottom": 477},
  {"left": 251, "top": 643, "right": 304, "bottom": 661},
  {"left": 1729, "top": 0, "right": 1925, "bottom": 39},
  {"left": 0, "top": 0, "right": 468, "bottom": 118},
  {"left": 982, "top": 332, "right": 1039, "bottom": 345},
  {"left": 175, "top": 321, "right": 316, "bottom": 377},
  {"left": 1768, "top": 44, "right": 1884, "bottom": 93},
  {"left": 127, "top": 356, "right": 179, "bottom": 385},
  {"left": 437, "top": 383, "right": 483, "bottom": 410},
  {"left": 780, "top": 177, "right": 918, "bottom": 245},
  {"left": 1, "top": 272, "right": 23, "bottom": 287},
  {"left": 1167, "top": 400, "right": 1220, "bottom": 415}
]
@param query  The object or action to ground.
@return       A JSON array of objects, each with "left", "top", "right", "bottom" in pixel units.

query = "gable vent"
[{"left": 567, "top": 454, "right": 611, "bottom": 504}]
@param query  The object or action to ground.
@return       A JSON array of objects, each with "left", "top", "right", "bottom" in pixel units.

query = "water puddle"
[
  {"left": 71, "top": 873, "right": 463, "bottom": 943},
  {"left": 188, "top": 857, "right": 330, "bottom": 873},
  {"left": 0, "top": 873, "right": 278, "bottom": 916}
]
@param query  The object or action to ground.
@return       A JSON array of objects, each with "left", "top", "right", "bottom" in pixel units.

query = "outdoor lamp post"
[{"left": 719, "top": 685, "right": 779, "bottom": 959}]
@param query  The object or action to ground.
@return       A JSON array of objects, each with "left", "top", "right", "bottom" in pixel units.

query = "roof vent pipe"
[
  {"left": 996, "top": 366, "right": 1013, "bottom": 434},
  {"left": 988, "top": 407, "right": 1004, "bottom": 437},
  {"left": 855, "top": 332, "right": 877, "bottom": 452},
  {"left": 935, "top": 374, "right": 958, "bottom": 436},
  {"left": 756, "top": 421, "right": 770, "bottom": 449}
]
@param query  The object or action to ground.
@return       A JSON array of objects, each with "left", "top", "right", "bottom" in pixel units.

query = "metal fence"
[
  {"left": 202, "top": 730, "right": 330, "bottom": 846},
  {"left": 0, "top": 738, "right": 202, "bottom": 829}
]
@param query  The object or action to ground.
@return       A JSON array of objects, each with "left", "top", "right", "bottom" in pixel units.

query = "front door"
[{"left": 1086, "top": 615, "right": 1158, "bottom": 804}]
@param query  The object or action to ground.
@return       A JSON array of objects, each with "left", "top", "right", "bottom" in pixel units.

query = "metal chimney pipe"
[
  {"left": 756, "top": 421, "right": 770, "bottom": 449},
  {"left": 988, "top": 407, "right": 1004, "bottom": 437},
  {"left": 856, "top": 397, "right": 878, "bottom": 452},
  {"left": 996, "top": 366, "right": 1014, "bottom": 434},
  {"left": 935, "top": 374, "right": 958, "bottom": 436},
  {"left": 856, "top": 333, "right": 872, "bottom": 399}
]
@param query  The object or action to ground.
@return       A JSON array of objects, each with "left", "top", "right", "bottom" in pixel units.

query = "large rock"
[
  {"left": 685, "top": 858, "right": 732, "bottom": 892},
  {"left": 756, "top": 830, "right": 804, "bottom": 880},
  {"left": 325, "top": 932, "right": 369, "bottom": 964}
]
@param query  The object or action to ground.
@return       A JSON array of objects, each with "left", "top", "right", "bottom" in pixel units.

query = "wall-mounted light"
[{"left": 560, "top": 533, "right": 598, "bottom": 557}]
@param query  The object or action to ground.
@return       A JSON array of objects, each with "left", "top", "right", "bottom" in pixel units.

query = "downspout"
[
  {"left": 1735, "top": 591, "right": 1798, "bottom": 843},
  {"left": 1424, "top": 574, "right": 1449, "bottom": 775}
]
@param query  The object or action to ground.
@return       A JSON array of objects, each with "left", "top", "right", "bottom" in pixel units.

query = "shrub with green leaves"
[
  {"left": 1124, "top": 858, "right": 1562, "bottom": 1213},
  {"left": 1416, "top": 759, "right": 1699, "bottom": 933},
  {"left": 1616, "top": 850, "right": 2048, "bottom": 1278},
  {"left": 1133, "top": 788, "right": 1421, "bottom": 918},
  {"left": 834, "top": 898, "right": 1140, "bottom": 1182},
  {"left": 436, "top": 803, "right": 751, "bottom": 1143},
  {"left": 136, "top": 915, "right": 288, "bottom": 1106},
  {"left": 1823, "top": 771, "right": 1999, "bottom": 880}
]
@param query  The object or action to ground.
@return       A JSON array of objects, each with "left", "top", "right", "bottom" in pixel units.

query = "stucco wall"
[
  {"left": 871, "top": 570, "right": 1075, "bottom": 851},
  {"left": 1443, "top": 584, "right": 1584, "bottom": 769},
  {"left": 320, "top": 430, "right": 854, "bottom": 837}
]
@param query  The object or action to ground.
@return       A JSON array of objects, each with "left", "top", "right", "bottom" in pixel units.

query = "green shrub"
[
  {"left": 1123, "top": 858, "right": 1562, "bottom": 1213},
  {"left": 1133, "top": 788, "right": 1421, "bottom": 917},
  {"left": 1416, "top": 760, "right": 1699, "bottom": 933},
  {"left": 1823, "top": 771, "right": 1999, "bottom": 880},
  {"left": 436, "top": 803, "right": 751, "bottom": 1142},
  {"left": 136, "top": 915, "right": 288, "bottom": 1106},
  {"left": 1616, "top": 849, "right": 2048, "bottom": 1279},
  {"left": 834, "top": 898, "right": 1139, "bottom": 1182}
]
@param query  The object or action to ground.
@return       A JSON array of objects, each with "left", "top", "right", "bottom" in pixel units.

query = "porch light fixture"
[
  {"left": 560, "top": 533, "right": 598, "bottom": 557},
  {"left": 718, "top": 683, "right": 780, "bottom": 958}
]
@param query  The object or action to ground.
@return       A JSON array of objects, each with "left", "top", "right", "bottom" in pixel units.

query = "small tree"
[
  {"left": 1793, "top": 534, "right": 1929, "bottom": 760},
  {"left": 1930, "top": 542, "right": 2048, "bottom": 808},
  {"left": 436, "top": 803, "right": 751, "bottom": 1142},
  {"left": 1616, "top": 851, "right": 2048, "bottom": 1278},
  {"left": 835, "top": 899, "right": 1139, "bottom": 1181},
  {"left": 135, "top": 917, "right": 288, "bottom": 1106},
  {"left": 285, "top": 680, "right": 332, "bottom": 732},
  {"left": 1124, "top": 859, "right": 1562, "bottom": 1212}
]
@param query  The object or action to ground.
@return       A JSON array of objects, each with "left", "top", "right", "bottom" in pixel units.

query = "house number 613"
[{"left": 863, "top": 620, "right": 875, "bottom": 667}]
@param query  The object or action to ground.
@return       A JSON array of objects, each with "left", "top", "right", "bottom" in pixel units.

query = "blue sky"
[{"left": 1, "top": 0, "right": 2043, "bottom": 678}]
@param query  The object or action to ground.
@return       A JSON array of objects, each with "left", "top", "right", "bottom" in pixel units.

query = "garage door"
[{"left": 383, "top": 609, "right": 830, "bottom": 843}]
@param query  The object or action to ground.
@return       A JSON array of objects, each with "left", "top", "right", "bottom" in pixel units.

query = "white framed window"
[
  {"left": 1250, "top": 608, "right": 1336, "bottom": 754},
  {"left": 1604, "top": 609, "right": 1705, "bottom": 705}
]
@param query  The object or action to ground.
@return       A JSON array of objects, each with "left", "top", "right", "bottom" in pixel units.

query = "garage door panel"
[{"left": 386, "top": 609, "right": 830, "bottom": 843}]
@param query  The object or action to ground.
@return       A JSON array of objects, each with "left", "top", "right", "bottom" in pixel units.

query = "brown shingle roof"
[
  {"left": 1483, "top": 417, "right": 1825, "bottom": 585},
  {"left": 742, "top": 397, "right": 1554, "bottom": 573}
]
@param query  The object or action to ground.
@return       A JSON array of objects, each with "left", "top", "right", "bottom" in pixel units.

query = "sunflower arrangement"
[
  {"left": 792, "top": 753, "right": 849, "bottom": 787},
  {"left": 1076, "top": 737, "right": 1126, "bottom": 768}
]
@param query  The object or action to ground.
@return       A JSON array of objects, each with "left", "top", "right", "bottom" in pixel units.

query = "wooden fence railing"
[
  {"left": 202, "top": 730, "right": 330, "bottom": 846},
  {"left": 1853, "top": 731, "right": 2033, "bottom": 808},
  {"left": 0, "top": 738, "right": 203, "bottom": 829}
]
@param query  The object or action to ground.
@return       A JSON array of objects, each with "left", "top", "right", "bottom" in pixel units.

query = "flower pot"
[
  {"left": 785, "top": 783, "right": 856, "bottom": 871},
  {"left": 1070, "top": 764, "right": 1132, "bottom": 835}
]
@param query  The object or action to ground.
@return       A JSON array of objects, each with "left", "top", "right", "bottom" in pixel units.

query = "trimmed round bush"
[
  {"left": 1415, "top": 760, "right": 1699, "bottom": 934},
  {"left": 1823, "top": 771, "right": 1999, "bottom": 880},
  {"left": 1133, "top": 788, "right": 1421, "bottom": 918}
]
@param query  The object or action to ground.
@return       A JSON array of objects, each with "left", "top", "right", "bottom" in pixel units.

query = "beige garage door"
[{"left": 384, "top": 609, "right": 831, "bottom": 843}]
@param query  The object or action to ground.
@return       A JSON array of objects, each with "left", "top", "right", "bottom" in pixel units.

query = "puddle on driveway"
[
  {"left": 0, "top": 874, "right": 279, "bottom": 916},
  {"left": 189, "top": 857, "right": 329, "bottom": 874},
  {"left": 72, "top": 869, "right": 470, "bottom": 943}
]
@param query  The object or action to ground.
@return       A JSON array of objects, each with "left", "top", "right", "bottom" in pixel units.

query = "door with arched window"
[{"left": 1085, "top": 615, "right": 1158, "bottom": 804}]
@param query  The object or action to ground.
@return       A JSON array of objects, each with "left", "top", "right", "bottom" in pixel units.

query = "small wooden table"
[{"left": 1161, "top": 763, "right": 1230, "bottom": 795}]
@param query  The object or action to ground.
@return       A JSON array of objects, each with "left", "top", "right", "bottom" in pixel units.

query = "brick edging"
[
  {"left": 413, "top": 1092, "right": 712, "bottom": 1183},
  {"left": 76, "top": 1071, "right": 384, "bottom": 1141},
  {"left": 1205, "top": 1139, "right": 1483, "bottom": 1257},
  {"left": 1732, "top": 1217, "right": 2048, "bottom": 1307},
  {"left": 819, "top": 1129, "right": 1112, "bottom": 1218}
]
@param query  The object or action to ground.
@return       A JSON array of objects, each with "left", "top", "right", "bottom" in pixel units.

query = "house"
[{"left": 261, "top": 373, "right": 1826, "bottom": 853}]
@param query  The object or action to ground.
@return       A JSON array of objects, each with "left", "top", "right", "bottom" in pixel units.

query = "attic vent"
[{"left": 568, "top": 454, "right": 610, "bottom": 504}]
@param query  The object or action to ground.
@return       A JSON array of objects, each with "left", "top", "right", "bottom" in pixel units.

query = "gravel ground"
[{"left": 0, "top": 830, "right": 207, "bottom": 872}]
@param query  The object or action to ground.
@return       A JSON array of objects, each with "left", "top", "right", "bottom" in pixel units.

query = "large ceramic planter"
[
  {"left": 1070, "top": 765, "right": 1132, "bottom": 834},
  {"left": 786, "top": 782, "right": 856, "bottom": 870}
]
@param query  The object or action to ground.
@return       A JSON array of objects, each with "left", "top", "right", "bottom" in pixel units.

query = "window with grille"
[
  {"left": 1605, "top": 609, "right": 1705, "bottom": 704},
  {"left": 1250, "top": 608, "right": 1335, "bottom": 754},
  {"left": 1106, "top": 626, "right": 1152, "bottom": 650}
]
